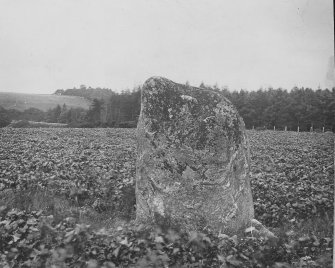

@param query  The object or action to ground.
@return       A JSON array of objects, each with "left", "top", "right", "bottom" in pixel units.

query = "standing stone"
[{"left": 136, "top": 77, "right": 254, "bottom": 234}]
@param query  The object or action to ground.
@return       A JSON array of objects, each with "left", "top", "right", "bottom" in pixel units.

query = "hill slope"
[{"left": 0, "top": 92, "right": 90, "bottom": 112}]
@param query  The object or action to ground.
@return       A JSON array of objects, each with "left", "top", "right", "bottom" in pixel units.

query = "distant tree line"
[
  {"left": 221, "top": 86, "right": 334, "bottom": 131},
  {"left": 197, "top": 83, "right": 334, "bottom": 131},
  {"left": 54, "top": 84, "right": 116, "bottom": 100},
  {"left": 1, "top": 84, "right": 334, "bottom": 131}
]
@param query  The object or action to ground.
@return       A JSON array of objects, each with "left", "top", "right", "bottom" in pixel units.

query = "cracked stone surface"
[{"left": 136, "top": 76, "right": 254, "bottom": 234}]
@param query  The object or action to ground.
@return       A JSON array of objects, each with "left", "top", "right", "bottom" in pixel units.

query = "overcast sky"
[{"left": 0, "top": 0, "right": 333, "bottom": 94}]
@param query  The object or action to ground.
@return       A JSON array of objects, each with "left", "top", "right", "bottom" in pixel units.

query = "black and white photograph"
[{"left": 0, "top": 0, "right": 334, "bottom": 267}]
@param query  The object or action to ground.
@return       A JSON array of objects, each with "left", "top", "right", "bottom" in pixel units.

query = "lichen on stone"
[{"left": 136, "top": 76, "right": 254, "bottom": 234}]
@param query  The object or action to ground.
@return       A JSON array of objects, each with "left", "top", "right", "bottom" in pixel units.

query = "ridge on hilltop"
[{"left": 0, "top": 92, "right": 90, "bottom": 112}]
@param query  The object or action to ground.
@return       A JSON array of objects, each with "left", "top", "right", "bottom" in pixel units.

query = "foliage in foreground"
[
  {"left": 0, "top": 207, "right": 333, "bottom": 268},
  {"left": 0, "top": 128, "right": 333, "bottom": 267}
]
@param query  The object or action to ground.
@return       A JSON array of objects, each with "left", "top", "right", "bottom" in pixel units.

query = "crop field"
[{"left": 0, "top": 128, "right": 333, "bottom": 267}]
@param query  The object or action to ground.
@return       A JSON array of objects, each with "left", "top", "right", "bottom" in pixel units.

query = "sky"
[{"left": 0, "top": 0, "right": 333, "bottom": 94}]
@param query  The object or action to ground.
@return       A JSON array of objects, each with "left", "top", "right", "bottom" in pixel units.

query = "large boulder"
[{"left": 136, "top": 77, "right": 254, "bottom": 234}]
